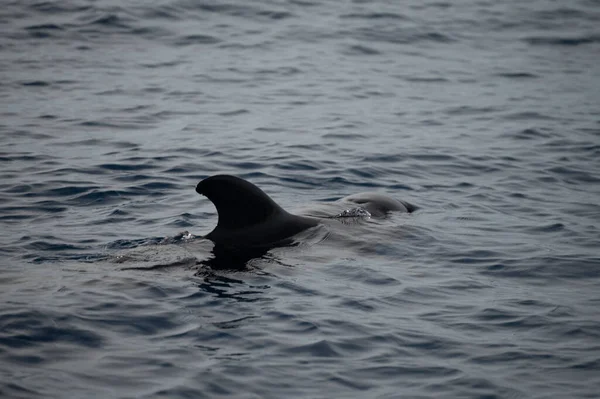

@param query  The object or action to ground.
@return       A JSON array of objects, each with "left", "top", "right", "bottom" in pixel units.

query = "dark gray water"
[{"left": 1, "top": 0, "right": 600, "bottom": 398}]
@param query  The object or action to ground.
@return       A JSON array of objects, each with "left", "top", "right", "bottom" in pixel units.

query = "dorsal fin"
[
  {"left": 196, "top": 175, "right": 285, "bottom": 230},
  {"left": 196, "top": 175, "right": 319, "bottom": 249}
]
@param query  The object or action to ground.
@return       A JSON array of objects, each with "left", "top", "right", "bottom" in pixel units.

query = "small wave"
[
  {"left": 495, "top": 72, "right": 538, "bottom": 79},
  {"left": 188, "top": 3, "right": 294, "bottom": 21},
  {"left": 350, "top": 27, "right": 455, "bottom": 45},
  {"left": 507, "top": 128, "right": 553, "bottom": 140},
  {"left": 523, "top": 36, "right": 600, "bottom": 46},
  {"left": 25, "top": 23, "right": 64, "bottom": 31},
  {"left": 526, "top": 223, "right": 566, "bottom": 233},
  {"left": 547, "top": 166, "right": 600, "bottom": 184},
  {"left": 88, "top": 14, "right": 132, "bottom": 29},
  {"left": 173, "top": 34, "right": 222, "bottom": 46},
  {"left": 98, "top": 163, "right": 156, "bottom": 172},
  {"left": 217, "top": 109, "right": 250, "bottom": 117},
  {"left": 482, "top": 256, "right": 600, "bottom": 280},
  {"left": 322, "top": 132, "right": 368, "bottom": 140},
  {"left": 20, "top": 81, "right": 50, "bottom": 87},
  {"left": 0, "top": 310, "right": 104, "bottom": 348},
  {"left": 72, "top": 189, "right": 129, "bottom": 205},
  {"left": 273, "top": 160, "right": 321, "bottom": 171},
  {"left": 139, "top": 181, "right": 180, "bottom": 190},
  {"left": 444, "top": 105, "right": 501, "bottom": 116},
  {"left": 28, "top": 2, "right": 91, "bottom": 14},
  {"left": 343, "top": 44, "right": 381, "bottom": 56},
  {"left": 402, "top": 75, "right": 450, "bottom": 83},
  {"left": 29, "top": 201, "right": 68, "bottom": 214},
  {"left": 77, "top": 119, "right": 156, "bottom": 129},
  {"left": 341, "top": 12, "right": 407, "bottom": 20},
  {"left": 24, "top": 241, "right": 89, "bottom": 252},
  {"left": 502, "top": 111, "right": 556, "bottom": 121},
  {"left": 41, "top": 185, "right": 96, "bottom": 197}
]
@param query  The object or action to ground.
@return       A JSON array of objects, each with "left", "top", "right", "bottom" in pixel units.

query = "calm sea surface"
[{"left": 1, "top": 0, "right": 599, "bottom": 398}]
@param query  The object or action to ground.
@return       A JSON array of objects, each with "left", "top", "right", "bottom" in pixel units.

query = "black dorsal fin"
[
  {"left": 196, "top": 175, "right": 285, "bottom": 230},
  {"left": 196, "top": 175, "right": 318, "bottom": 249}
]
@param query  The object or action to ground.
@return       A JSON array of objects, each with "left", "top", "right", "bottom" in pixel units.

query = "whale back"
[
  {"left": 342, "top": 192, "right": 417, "bottom": 216},
  {"left": 196, "top": 175, "right": 286, "bottom": 230}
]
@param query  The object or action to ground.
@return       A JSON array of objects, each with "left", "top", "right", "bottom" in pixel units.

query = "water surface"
[{"left": 1, "top": 0, "right": 599, "bottom": 398}]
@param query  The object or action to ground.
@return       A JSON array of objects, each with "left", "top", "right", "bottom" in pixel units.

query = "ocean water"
[{"left": 1, "top": 0, "right": 599, "bottom": 397}]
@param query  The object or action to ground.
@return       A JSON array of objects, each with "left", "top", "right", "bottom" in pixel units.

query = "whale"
[{"left": 196, "top": 175, "right": 415, "bottom": 253}]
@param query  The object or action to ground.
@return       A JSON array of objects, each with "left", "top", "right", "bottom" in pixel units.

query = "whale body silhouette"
[{"left": 196, "top": 175, "right": 415, "bottom": 251}]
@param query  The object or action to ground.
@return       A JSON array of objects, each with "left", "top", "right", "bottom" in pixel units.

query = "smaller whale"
[{"left": 196, "top": 175, "right": 415, "bottom": 251}]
